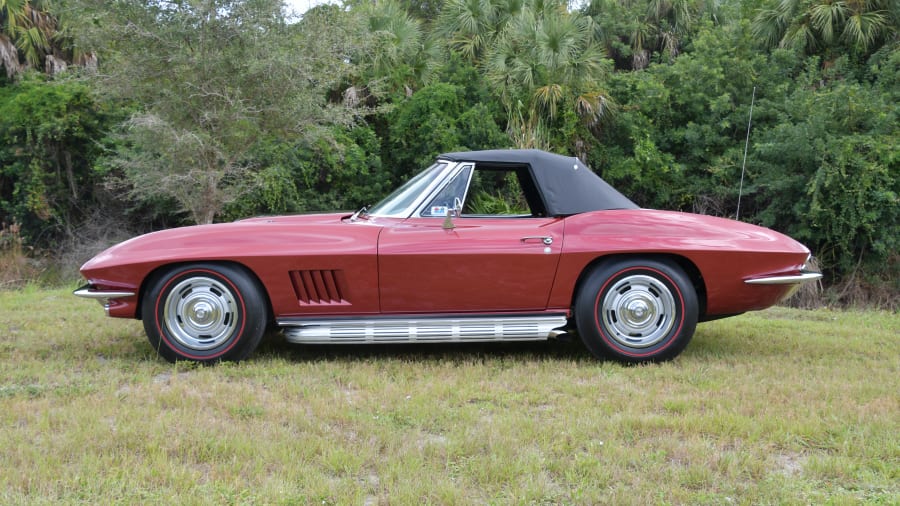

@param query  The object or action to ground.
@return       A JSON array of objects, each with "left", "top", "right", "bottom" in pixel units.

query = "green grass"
[{"left": 1, "top": 287, "right": 898, "bottom": 504}]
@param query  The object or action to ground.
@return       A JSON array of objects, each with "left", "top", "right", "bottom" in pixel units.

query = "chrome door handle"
[{"left": 521, "top": 236, "right": 553, "bottom": 245}]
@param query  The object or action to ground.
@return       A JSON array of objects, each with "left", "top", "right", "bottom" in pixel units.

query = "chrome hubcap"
[
  {"left": 163, "top": 276, "right": 238, "bottom": 350},
  {"left": 601, "top": 274, "right": 677, "bottom": 348}
]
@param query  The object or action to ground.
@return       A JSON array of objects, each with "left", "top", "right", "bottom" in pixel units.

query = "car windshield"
[{"left": 367, "top": 162, "right": 448, "bottom": 217}]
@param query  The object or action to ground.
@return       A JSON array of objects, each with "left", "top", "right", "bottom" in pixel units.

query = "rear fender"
[{"left": 570, "top": 253, "right": 708, "bottom": 318}]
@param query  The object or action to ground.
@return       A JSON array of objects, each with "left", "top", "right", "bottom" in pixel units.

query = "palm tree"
[
  {"left": 584, "top": 0, "right": 718, "bottom": 70},
  {"left": 437, "top": 0, "right": 501, "bottom": 62},
  {"left": 484, "top": 3, "right": 613, "bottom": 149},
  {"left": 752, "top": 0, "right": 898, "bottom": 56},
  {"left": 0, "top": 0, "right": 55, "bottom": 77},
  {"left": 362, "top": 0, "right": 434, "bottom": 95}
]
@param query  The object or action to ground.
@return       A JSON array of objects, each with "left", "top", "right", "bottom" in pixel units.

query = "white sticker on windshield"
[{"left": 430, "top": 206, "right": 448, "bottom": 216}]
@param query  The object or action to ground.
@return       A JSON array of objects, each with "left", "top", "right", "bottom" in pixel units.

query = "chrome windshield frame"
[
  {"left": 367, "top": 160, "right": 465, "bottom": 219},
  {"left": 412, "top": 163, "right": 474, "bottom": 218}
]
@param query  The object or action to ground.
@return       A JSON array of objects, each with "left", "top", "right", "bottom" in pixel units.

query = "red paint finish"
[
  {"left": 548, "top": 210, "right": 811, "bottom": 316},
  {"left": 377, "top": 217, "right": 564, "bottom": 312},
  {"left": 80, "top": 208, "right": 812, "bottom": 322},
  {"left": 80, "top": 213, "right": 383, "bottom": 319}
]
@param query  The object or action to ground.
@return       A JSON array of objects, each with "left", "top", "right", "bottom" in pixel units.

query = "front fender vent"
[{"left": 290, "top": 270, "right": 351, "bottom": 306}]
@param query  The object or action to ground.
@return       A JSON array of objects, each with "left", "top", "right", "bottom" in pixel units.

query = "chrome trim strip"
[
  {"left": 280, "top": 315, "right": 568, "bottom": 344},
  {"left": 744, "top": 272, "right": 823, "bottom": 285},
  {"left": 73, "top": 287, "right": 136, "bottom": 300}
]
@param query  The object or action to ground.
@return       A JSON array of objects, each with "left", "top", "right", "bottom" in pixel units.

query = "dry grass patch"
[{"left": 1, "top": 287, "right": 898, "bottom": 504}]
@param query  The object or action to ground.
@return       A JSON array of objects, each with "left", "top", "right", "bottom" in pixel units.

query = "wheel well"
[
  {"left": 571, "top": 253, "right": 707, "bottom": 318},
  {"left": 135, "top": 261, "right": 274, "bottom": 322}
]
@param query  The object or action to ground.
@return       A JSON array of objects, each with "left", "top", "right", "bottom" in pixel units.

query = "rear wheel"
[
  {"left": 142, "top": 263, "right": 267, "bottom": 363},
  {"left": 575, "top": 258, "right": 698, "bottom": 363}
]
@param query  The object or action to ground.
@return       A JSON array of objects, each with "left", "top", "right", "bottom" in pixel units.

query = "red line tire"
[
  {"left": 142, "top": 263, "right": 268, "bottom": 363},
  {"left": 575, "top": 258, "right": 698, "bottom": 363}
]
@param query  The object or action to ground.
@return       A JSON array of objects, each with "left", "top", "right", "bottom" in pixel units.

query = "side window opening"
[
  {"left": 463, "top": 169, "right": 528, "bottom": 215},
  {"left": 462, "top": 165, "right": 547, "bottom": 217},
  {"left": 421, "top": 164, "right": 548, "bottom": 218}
]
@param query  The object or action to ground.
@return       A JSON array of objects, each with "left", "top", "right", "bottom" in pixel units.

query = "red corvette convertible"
[{"left": 75, "top": 149, "right": 821, "bottom": 363}]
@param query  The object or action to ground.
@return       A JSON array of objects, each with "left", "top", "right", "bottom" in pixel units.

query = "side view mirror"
[{"left": 442, "top": 197, "right": 464, "bottom": 230}]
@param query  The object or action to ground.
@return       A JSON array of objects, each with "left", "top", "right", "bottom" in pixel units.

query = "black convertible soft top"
[{"left": 438, "top": 149, "right": 639, "bottom": 216}]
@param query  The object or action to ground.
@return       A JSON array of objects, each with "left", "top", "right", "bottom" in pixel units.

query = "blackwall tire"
[
  {"left": 141, "top": 263, "right": 267, "bottom": 363},
  {"left": 575, "top": 258, "right": 698, "bottom": 363}
]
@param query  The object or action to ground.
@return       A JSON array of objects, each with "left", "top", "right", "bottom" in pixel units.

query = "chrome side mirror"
[
  {"left": 453, "top": 197, "right": 464, "bottom": 216},
  {"left": 442, "top": 197, "right": 464, "bottom": 230}
]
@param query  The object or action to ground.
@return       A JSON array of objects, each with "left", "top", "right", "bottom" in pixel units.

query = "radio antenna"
[{"left": 736, "top": 86, "right": 756, "bottom": 220}]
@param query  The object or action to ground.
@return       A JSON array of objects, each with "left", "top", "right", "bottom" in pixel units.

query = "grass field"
[{"left": 1, "top": 287, "right": 898, "bottom": 504}]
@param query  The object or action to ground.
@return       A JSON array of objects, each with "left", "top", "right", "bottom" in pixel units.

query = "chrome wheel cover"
[
  {"left": 600, "top": 274, "right": 677, "bottom": 348},
  {"left": 163, "top": 276, "right": 238, "bottom": 350}
]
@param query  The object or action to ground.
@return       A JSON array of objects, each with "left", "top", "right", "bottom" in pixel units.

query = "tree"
[
  {"left": 387, "top": 80, "right": 509, "bottom": 178},
  {"left": 750, "top": 54, "right": 899, "bottom": 284},
  {"left": 69, "top": 0, "right": 363, "bottom": 224},
  {"left": 1, "top": 0, "right": 54, "bottom": 76},
  {"left": 752, "top": 0, "right": 899, "bottom": 58},
  {"left": 222, "top": 125, "right": 389, "bottom": 219},
  {"left": 355, "top": 0, "right": 436, "bottom": 98},
  {"left": 436, "top": 0, "right": 503, "bottom": 62},
  {"left": 584, "top": 0, "right": 719, "bottom": 70},
  {"left": 482, "top": 1, "right": 613, "bottom": 150},
  {"left": 1, "top": 0, "right": 95, "bottom": 78},
  {"left": 0, "top": 75, "right": 111, "bottom": 244}
]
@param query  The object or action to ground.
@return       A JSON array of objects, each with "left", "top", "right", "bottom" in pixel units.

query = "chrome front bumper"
[
  {"left": 744, "top": 272, "right": 823, "bottom": 285},
  {"left": 73, "top": 285, "right": 136, "bottom": 315},
  {"left": 744, "top": 255, "right": 822, "bottom": 286}
]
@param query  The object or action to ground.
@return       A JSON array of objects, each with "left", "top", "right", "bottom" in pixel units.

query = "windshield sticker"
[{"left": 430, "top": 206, "right": 449, "bottom": 216}]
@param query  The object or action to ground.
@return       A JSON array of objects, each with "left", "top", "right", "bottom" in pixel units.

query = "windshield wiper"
[{"left": 349, "top": 205, "right": 368, "bottom": 222}]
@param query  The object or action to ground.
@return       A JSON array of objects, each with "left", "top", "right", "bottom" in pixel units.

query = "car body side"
[{"left": 79, "top": 208, "right": 809, "bottom": 323}]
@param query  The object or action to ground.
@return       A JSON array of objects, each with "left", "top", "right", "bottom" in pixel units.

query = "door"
[
  {"left": 377, "top": 164, "right": 564, "bottom": 313},
  {"left": 378, "top": 217, "right": 564, "bottom": 313}
]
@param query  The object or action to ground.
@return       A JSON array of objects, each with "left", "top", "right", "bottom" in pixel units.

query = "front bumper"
[
  {"left": 743, "top": 256, "right": 822, "bottom": 302},
  {"left": 744, "top": 272, "right": 823, "bottom": 285},
  {"left": 73, "top": 285, "right": 136, "bottom": 315},
  {"left": 744, "top": 255, "right": 822, "bottom": 286}
]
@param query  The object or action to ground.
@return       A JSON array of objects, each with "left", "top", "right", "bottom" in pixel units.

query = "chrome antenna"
[{"left": 736, "top": 86, "right": 756, "bottom": 221}]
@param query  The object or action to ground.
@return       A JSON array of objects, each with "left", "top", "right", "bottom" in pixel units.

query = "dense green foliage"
[
  {"left": 0, "top": 0, "right": 897, "bottom": 303},
  {"left": 0, "top": 75, "right": 112, "bottom": 242}
]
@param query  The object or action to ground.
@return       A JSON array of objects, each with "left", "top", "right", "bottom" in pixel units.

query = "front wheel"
[
  {"left": 575, "top": 258, "right": 698, "bottom": 363},
  {"left": 142, "top": 263, "right": 268, "bottom": 363}
]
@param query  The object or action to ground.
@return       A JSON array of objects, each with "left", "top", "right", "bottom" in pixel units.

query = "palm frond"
[
  {"left": 842, "top": 10, "right": 888, "bottom": 51},
  {"left": 533, "top": 83, "right": 563, "bottom": 118},
  {"left": 781, "top": 21, "right": 818, "bottom": 52},
  {"left": 751, "top": 7, "right": 790, "bottom": 49},
  {"left": 810, "top": 0, "right": 848, "bottom": 44}
]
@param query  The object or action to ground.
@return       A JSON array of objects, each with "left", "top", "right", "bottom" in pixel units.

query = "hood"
[{"left": 80, "top": 213, "right": 351, "bottom": 273}]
